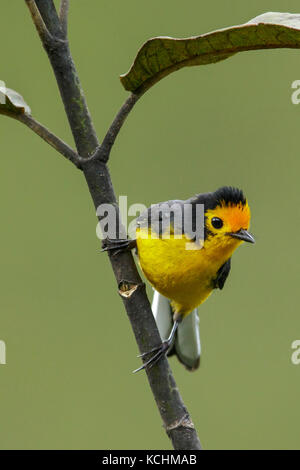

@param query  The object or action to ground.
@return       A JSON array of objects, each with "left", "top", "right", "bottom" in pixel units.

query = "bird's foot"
[
  {"left": 133, "top": 321, "right": 180, "bottom": 373},
  {"left": 101, "top": 237, "right": 136, "bottom": 256},
  {"left": 133, "top": 340, "right": 171, "bottom": 373}
]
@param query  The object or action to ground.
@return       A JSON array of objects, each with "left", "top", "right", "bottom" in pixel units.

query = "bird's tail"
[{"left": 152, "top": 289, "right": 201, "bottom": 371}]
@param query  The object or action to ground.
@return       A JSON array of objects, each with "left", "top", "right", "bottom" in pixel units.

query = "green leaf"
[
  {"left": 0, "top": 84, "right": 31, "bottom": 115},
  {"left": 120, "top": 12, "right": 300, "bottom": 93}
]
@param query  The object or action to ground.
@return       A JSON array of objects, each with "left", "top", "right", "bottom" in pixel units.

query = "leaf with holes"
[{"left": 120, "top": 12, "right": 300, "bottom": 93}]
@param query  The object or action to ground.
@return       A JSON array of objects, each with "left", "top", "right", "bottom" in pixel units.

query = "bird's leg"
[
  {"left": 133, "top": 320, "right": 180, "bottom": 373},
  {"left": 101, "top": 237, "right": 137, "bottom": 256}
]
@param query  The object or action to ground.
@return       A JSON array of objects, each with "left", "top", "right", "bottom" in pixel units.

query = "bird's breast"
[{"left": 136, "top": 228, "right": 228, "bottom": 314}]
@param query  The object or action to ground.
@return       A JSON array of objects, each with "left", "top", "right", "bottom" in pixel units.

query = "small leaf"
[
  {"left": 120, "top": 12, "right": 300, "bottom": 93},
  {"left": 0, "top": 84, "right": 31, "bottom": 115}
]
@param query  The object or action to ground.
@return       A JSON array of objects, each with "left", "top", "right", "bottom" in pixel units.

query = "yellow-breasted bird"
[{"left": 104, "top": 186, "right": 254, "bottom": 372}]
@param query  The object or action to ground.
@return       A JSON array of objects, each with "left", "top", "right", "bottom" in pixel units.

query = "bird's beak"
[{"left": 229, "top": 229, "right": 255, "bottom": 244}]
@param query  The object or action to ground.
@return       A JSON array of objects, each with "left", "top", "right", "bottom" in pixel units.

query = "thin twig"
[
  {"left": 35, "top": 0, "right": 64, "bottom": 40},
  {"left": 26, "top": 0, "right": 98, "bottom": 156},
  {"left": 59, "top": 0, "right": 70, "bottom": 38},
  {"left": 92, "top": 92, "right": 142, "bottom": 163},
  {"left": 15, "top": 113, "right": 82, "bottom": 168},
  {"left": 25, "top": 0, "right": 52, "bottom": 42}
]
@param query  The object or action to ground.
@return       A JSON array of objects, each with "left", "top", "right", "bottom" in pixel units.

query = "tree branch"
[
  {"left": 24, "top": 0, "right": 202, "bottom": 450},
  {"left": 59, "top": 0, "right": 70, "bottom": 38},
  {"left": 0, "top": 108, "right": 82, "bottom": 168},
  {"left": 93, "top": 92, "right": 142, "bottom": 163},
  {"left": 17, "top": 113, "right": 83, "bottom": 168},
  {"left": 26, "top": 1, "right": 96, "bottom": 156},
  {"left": 25, "top": 0, "right": 52, "bottom": 42},
  {"left": 34, "top": 0, "right": 63, "bottom": 39}
]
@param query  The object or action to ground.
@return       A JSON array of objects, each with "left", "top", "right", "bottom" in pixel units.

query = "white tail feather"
[{"left": 152, "top": 289, "right": 201, "bottom": 370}]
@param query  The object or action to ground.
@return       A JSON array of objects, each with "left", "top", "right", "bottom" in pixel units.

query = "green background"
[{"left": 0, "top": 0, "right": 299, "bottom": 450}]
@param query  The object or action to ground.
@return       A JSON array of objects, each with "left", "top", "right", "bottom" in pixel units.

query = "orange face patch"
[{"left": 207, "top": 201, "right": 251, "bottom": 233}]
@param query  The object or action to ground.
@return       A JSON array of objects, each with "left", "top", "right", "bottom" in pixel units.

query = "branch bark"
[
  {"left": 92, "top": 92, "right": 142, "bottom": 163},
  {"left": 17, "top": 113, "right": 83, "bottom": 168},
  {"left": 25, "top": 0, "right": 202, "bottom": 450},
  {"left": 59, "top": 0, "right": 69, "bottom": 38},
  {"left": 0, "top": 107, "right": 82, "bottom": 167}
]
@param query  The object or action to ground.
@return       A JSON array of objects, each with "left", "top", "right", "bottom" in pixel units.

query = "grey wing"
[
  {"left": 213, "top": 258, "right": 231, "bottom": 290},
  {"left": 136, "top": 197, "right": 206, "bottom": 243},
  {"left": 136, "top": 199, "right": 185, "bottom": 237}
]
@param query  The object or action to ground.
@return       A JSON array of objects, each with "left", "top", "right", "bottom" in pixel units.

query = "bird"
[{"left": 103, "top": 186, "right": 255, "bottom": 372}]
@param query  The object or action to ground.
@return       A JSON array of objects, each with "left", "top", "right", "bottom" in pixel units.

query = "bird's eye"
[{"left": 211, "top": 217, "right": 223, "bottom": 229}]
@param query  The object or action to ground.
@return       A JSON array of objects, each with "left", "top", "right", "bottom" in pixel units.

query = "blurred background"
[{"left": 0, "top": 0, "right": 299, "bottom": 450}]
